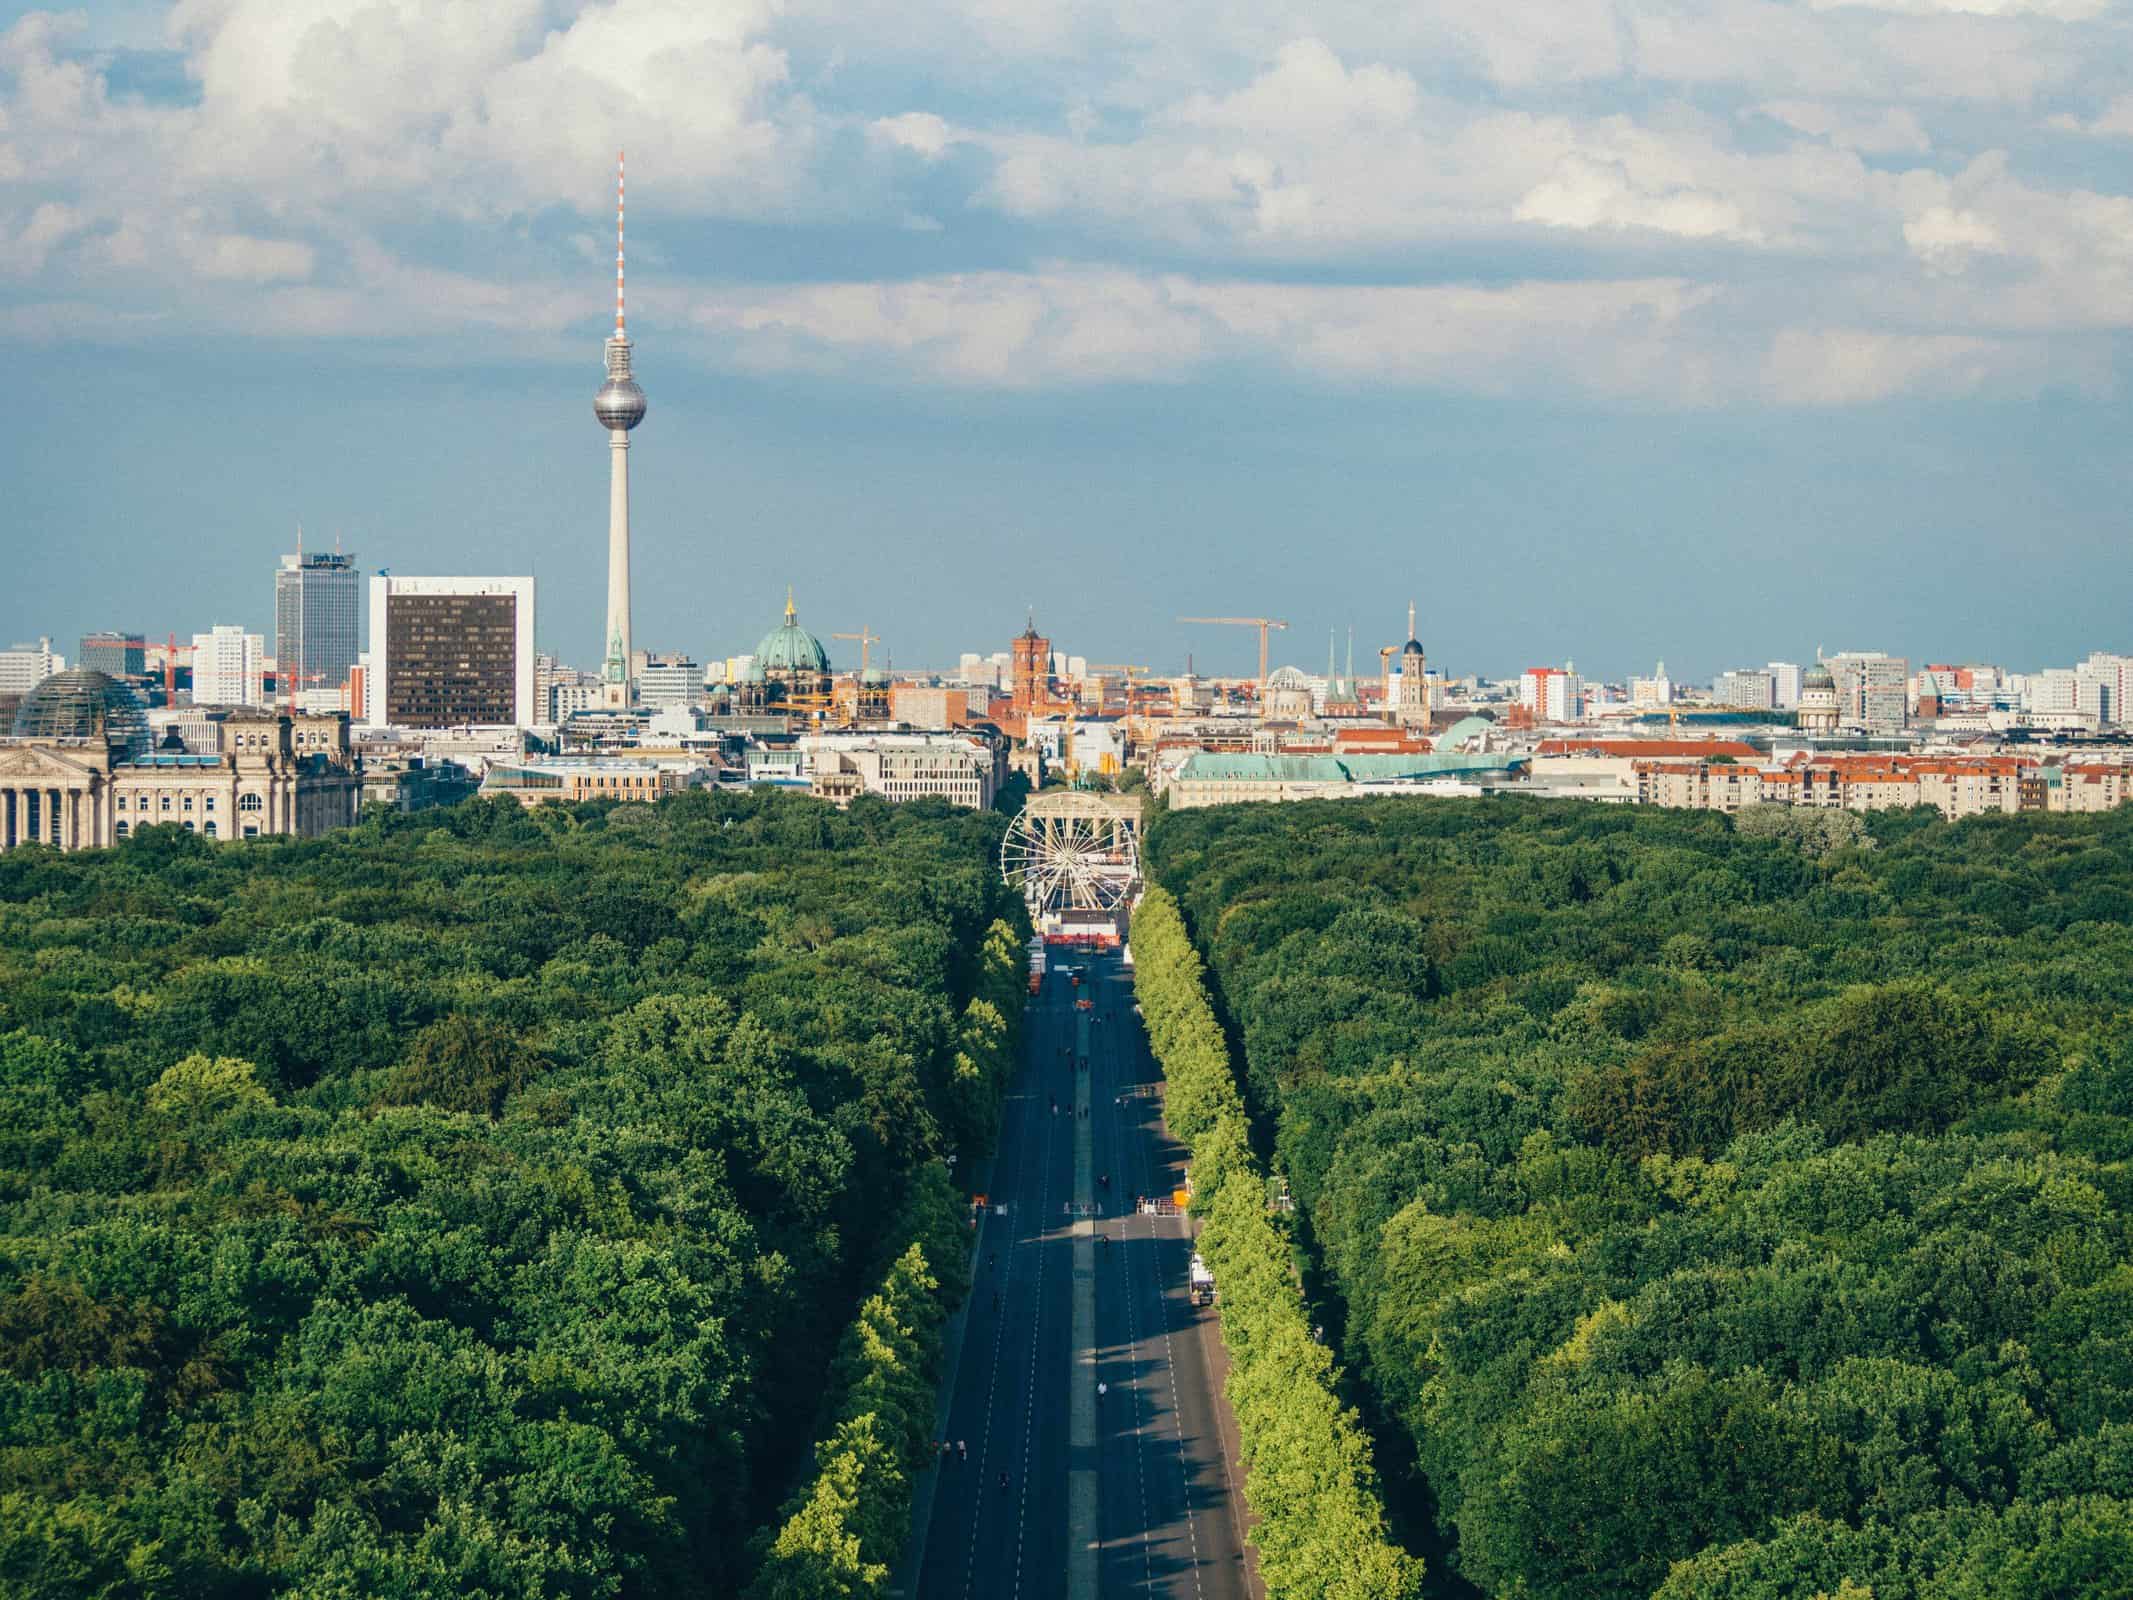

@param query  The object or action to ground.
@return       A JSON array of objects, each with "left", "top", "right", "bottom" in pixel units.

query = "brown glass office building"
[{"left": 367, "top": 578, "right": 535, "bottom": 728}]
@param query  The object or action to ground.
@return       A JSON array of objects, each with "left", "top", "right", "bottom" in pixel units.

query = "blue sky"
[{"left": 3, "top": 0, "right": 2131, "bottom": 683}]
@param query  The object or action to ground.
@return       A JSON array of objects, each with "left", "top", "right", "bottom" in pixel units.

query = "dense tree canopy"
[
  {"left": 1149, "top": 798, "right": 2133, "bottom": 1600},
  {"left": 0, "top": 791, "right": 1023, "bottom": 1599}
]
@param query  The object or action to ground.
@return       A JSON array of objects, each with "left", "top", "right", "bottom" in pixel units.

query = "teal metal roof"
[
  {"left": 1435, "top": 715, "right": 1494, "bottom": 750},
  {"left": 1176, "top": 750, "right": 1526, "bottom": 783}
]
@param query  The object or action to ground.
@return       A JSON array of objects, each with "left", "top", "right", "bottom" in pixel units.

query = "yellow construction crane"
[
  {"left": 832, "top": 628, "right": 881, "bottom": 673},
  {"left": 1177, "top": 617, "right": 1288, "bottom": 690}
]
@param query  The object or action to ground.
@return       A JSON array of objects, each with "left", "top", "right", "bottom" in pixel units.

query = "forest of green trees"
[
  {"left": 1150, "top": 799, "right": 2133, "bottom": 1600},
  {"left": 0, "top": 791, "right": 1025, "bottom": 1598}
]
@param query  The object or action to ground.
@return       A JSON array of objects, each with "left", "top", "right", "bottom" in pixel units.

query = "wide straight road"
[
  {"left": 918, "top": 963, "right": 1077, "bottom": 1599},
  {"left": 1088, "top": 951, "right": 1255, "bottom": 1600},
  {"left": 914, "top": 947, "right": 1254, "bottom": 1599}
]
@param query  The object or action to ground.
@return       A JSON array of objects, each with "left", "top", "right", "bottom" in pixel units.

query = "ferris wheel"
[{"left": 1000, "top": 791, "right": 1142, "bottom": 915}]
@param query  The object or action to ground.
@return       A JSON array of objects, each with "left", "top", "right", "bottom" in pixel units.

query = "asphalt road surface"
[{"left": 914, "top": 949, "right": 1254, "bottom": 1599}]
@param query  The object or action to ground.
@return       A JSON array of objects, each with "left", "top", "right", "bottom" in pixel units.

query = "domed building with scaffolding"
[{"left": 734, "top": 591, "right": 834, "bottom": 720}]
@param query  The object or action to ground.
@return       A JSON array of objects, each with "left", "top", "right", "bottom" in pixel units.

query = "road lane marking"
[{"left": 961, "top": 1001, "right": 1061, "bottom": 1600}]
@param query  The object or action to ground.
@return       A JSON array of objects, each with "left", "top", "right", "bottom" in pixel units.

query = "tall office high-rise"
[
  {"left": 367, "top": 576, "right": 536, "bottom": 729},
  {"left": 275, "top": 547, "right": 361, "bottom": 702},
  {"left": 79, "top": 633, "right": 146, "bottom": 677},
  {"left": 1827, "top": 651, "right": 1909, "bottom": 734},
  {"left": 593, "top": 152, "right": 648, "bottom": 708}
]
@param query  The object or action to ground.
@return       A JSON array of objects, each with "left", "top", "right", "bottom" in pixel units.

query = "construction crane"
[
  {"left": 1087, "top": 663, "right": 1149, "bottom": 709},
  {"left": 832, "top": 628, "right": 881, "bottom": 673},
  {"left": 1177, "top": 617, "right": 1288, "bottom": 691},
  {"left": 1378, "top": 645, "right": 1396, "bottom": 721},
  {"left": 1087, "top": 663, "right": 1154, "bottom": 758}
]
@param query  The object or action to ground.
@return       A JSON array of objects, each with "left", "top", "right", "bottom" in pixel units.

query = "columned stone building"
[{"left": 0, "top": 670, "right": 359, "bottom": 851}]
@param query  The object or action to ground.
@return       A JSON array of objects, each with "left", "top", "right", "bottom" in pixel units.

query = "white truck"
[{"left": 1188, "top": 1252, "right": 1216, "bottom": 1307}]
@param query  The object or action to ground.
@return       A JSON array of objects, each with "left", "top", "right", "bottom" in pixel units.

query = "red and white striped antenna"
[{"left": 614, "top": 150, "right": 627, "bottom": 339}]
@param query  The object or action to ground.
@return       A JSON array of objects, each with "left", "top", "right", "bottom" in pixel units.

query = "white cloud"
[
  {"left": 1903, "top": 203, "right": 2003, "bottom": 266},
  {"left": 1807, "top": 0, "right": 2106, "bottom": 16},
  {"left": 0, "top": 200, "right": 85, "bottom": 274},
  {"left": 1751, "top": 99, "right": 1931, "bottom": 153},
  {"left": 871, "top": 111, "right": 956, "bottom": 159},
  {"left": 1, "top": 1, "right": 2131, "bottom": 410},
  {"left": 1516, "top": 153, "right": 1760, "bottom": 241},
  {"left": 1762, "top": 327, "right": 2006, "bottom": 404},
  {"left": 2049, "top": 94, "right": 2133, "bottom": 136}
]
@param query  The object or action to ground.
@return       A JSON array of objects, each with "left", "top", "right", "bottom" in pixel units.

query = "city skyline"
[{"left": 6, "top": 0, "right": 2133, "bottom": 683}]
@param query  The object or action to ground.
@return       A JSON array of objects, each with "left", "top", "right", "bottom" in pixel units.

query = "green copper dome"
[{"left": 753, "top": 591, "right": 830, "bottom": 677}]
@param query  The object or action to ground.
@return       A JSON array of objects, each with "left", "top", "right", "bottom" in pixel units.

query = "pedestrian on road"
[
  {"left": 999, "top": 1471, "right": 1009, "bottom": 1491},
  {"left": 1097, "top": 1382, "right": 1108, "bottom": 1401},
  {"left": 958, "top": 1440, "right": 967, "bottom": 1460}
]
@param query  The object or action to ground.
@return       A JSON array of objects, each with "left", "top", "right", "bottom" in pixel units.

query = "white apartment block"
[
  {"left": 2057, "top": 765, "right": 2133, "bottom": 812},
  {"left": 799, "top": 733, "right": 999, "bottom": 809},
  {"left": 1522, "top": 667, "right": 1583, "bottom": 723},
  {"left": 1715, "top": 669, "right": 1775, "bottom": 711},
  {"left": 190, "top": 625, "right": 265, "bottom": 707},
  {"left": 1828, "top": 651, "right": 1908, "bottom": 733},
  {"left": 636, "top": 656, "right": 702, "bottom": 709},
  {"left": 0, "top": 639, "right": 64, "bottom": 695},
  {"left": 1630, "top": 664, "right": 1673, "bottom": 708}
]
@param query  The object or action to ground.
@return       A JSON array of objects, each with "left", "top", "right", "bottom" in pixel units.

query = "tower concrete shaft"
[
  {"left": 592, "top": 151, "right": 646, "bottom": 706},
  {"left": 605, "top": 414, "right": 632, "bottom": 701}
]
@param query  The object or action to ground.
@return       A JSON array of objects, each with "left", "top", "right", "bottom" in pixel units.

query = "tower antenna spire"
[{"left": 615, "top": 149, "right": 627, "bottom": 340}]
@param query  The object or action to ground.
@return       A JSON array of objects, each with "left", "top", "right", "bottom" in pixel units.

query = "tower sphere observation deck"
[{"left": 594, "top": 353, "right": 646, "bottom": 431}]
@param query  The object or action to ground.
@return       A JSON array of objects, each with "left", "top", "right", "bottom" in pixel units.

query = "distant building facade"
[
  {"left": 636, "top": 654, "right": 701, "bottom": 709},
  {"left": 1715, "top": 669, "right": 1775, "bottom": 711},
  {"left": 190, "top": 625, "right": 265, "bottom": 708},
  {"left": 0, "top": 639, "right": 64, "bottom": 696},
  {"left": 479, "top": 756, "right": 705, "bottom": 808},
  {"left": 367, "top": 576, "right": 536, "bottom": 729},
  {"left": 79, "top": 633, "right": 146, "bottom": 677},
  {"left": 1397, "top": 604, "right": 1431, "bottom": 729},
  {"left": 1521, "top": 666, "right": 1582, "bottom": 723},
  {"left": 1, "top": 671, "right": 357, "bottom": 850},
  {"left": 1797, "top": 663, "right": 1841, "bottom": 733},
  {"left": 1828, "top": 651, "right": 1908, "bottom": 733},
  {"left": 1012, "top": 618, "right": 1053, "bottom": 712},
  {"left": 275, "top": 550, "right": 362, "bottom": 700},
  {"left": 800, "top": 732, "right": 1000, "bottom": 808}
]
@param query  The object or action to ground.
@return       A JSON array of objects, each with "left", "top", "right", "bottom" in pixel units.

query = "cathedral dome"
[
  {"left": 1803, "top": 663, "right": 1835, "bottom": 691},
  {"left": 10, "top": 670, "right": 150, "bottom": 759},
  {"left": 753, "top": 593, "right": 831, "bottom": 677}
]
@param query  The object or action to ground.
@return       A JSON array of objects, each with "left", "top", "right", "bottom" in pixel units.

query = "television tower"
[{"left": 593, "top": 150, "right": 647, "bottom": 707}]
